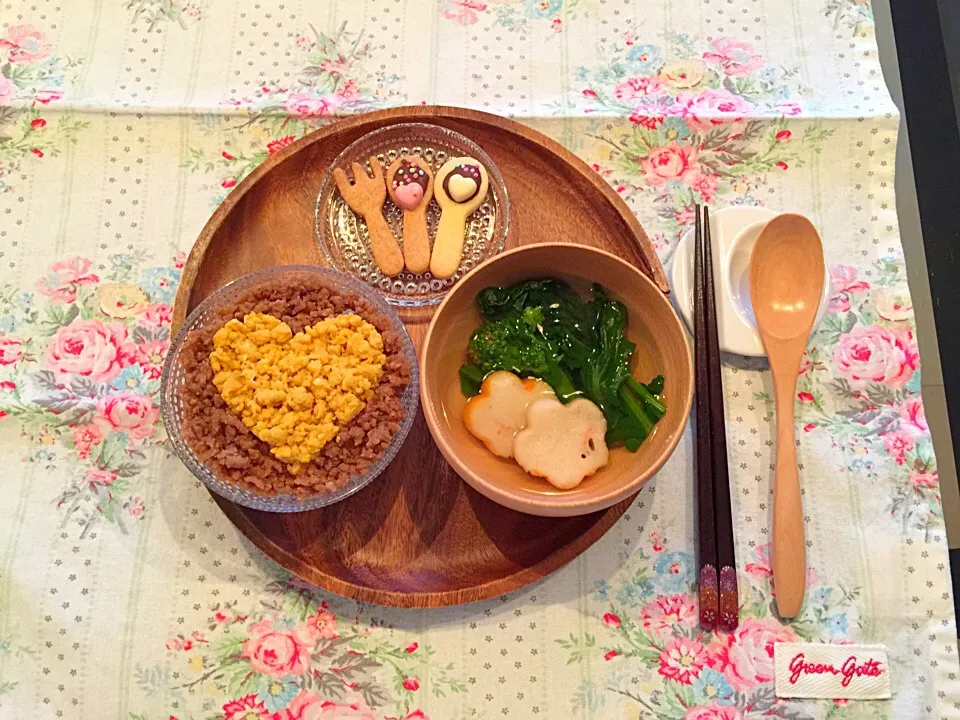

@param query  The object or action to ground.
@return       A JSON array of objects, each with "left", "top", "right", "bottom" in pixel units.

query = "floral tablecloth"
[{"left": 1, "top": 0, "right": 958, "bottom": 718}]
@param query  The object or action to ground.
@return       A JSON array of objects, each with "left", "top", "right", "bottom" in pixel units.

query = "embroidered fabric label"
[{"left": 774, "top": 643, "right": 891, "bottom": 699}]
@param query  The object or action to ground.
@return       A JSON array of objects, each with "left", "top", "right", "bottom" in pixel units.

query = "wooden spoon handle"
[
  {"left": 365, "top": 210, "right": 405, "bottom": 277},
  {"left": 430, "top": 209, "right": 467, "bottom": 279},
  {"left": 402, "top": 208, "right": 431, "bottom": 274},
  {"left": 772, "top": 375, "right": 806, "bottom": 618}
]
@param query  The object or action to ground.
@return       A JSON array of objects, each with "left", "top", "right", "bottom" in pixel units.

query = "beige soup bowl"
[{"left": 420, "top": 243, "right": 693, "bottom": 517}]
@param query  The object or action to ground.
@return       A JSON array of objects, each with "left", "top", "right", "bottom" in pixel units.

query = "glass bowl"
[
  {"left": 315, "top": 122, "right": 510, "bottom": 308},
  {"left": 160, "top": 265, "right": 420, "bottom": 512}
]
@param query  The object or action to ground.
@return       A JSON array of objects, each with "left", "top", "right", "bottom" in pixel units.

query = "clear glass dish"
[
  {"left": 315, "top": 122, "right": 510, "bottom": 308},
  {"left": 160, "top": 265, "right": 420, "bottom": 512}
]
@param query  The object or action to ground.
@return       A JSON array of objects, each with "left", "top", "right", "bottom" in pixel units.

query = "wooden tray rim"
[{"left": 213, "top": 494, "right": 633, "bottom": 608}]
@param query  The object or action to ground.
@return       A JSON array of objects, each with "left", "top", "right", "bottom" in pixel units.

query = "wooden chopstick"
[
  {"left": 694, "top": 205, "right": 719, "bottom": 632},
  {"left": 702, "top": 206, "right": 739, "bottom": 632},
  {"left": 694, "top": 205, "right": 739, "bottom": 633}
]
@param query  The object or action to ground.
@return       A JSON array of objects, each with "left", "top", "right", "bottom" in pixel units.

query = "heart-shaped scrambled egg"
[{"left": 209, "top": 312, "right": 386, "bottom": 475}]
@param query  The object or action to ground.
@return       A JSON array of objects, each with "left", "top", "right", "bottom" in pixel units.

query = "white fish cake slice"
[
  {"left": 513, "top": 397, "right": 609, "bottom": 489},
  {"left": 462, "top": 371, "right": 556, "bottom": 458}
]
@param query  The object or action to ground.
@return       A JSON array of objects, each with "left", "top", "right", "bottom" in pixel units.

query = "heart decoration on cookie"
[
  {"left": 209, "top": 312, "right": 386, "bottom": 475},
  {"left": 446, "top": 172, "right": 480, "bottom": 203},
  {"left": 394, "top": 181, "right": 425, "bottom": 211}
]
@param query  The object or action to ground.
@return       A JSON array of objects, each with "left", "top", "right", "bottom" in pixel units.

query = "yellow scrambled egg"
[{"left": 209, "top": 312, "right": 386, "bottom": 474}]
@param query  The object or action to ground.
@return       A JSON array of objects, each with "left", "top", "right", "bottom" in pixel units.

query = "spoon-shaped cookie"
[
  {"left": 431, "top": 157, "right": 489, "bottom": 279},
  {"left": 333, "top": 156, "right": 405, "bottom": 277},
  {"left": 386, "top": 155, "right": 434, "bottom": 274}
]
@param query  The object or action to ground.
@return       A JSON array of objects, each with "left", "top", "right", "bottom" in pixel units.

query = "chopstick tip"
[
  {"left": 699, "top": 565, "right": 719, "bottom": 631},
  {"left": 718, "top": 565, "right": 739, "bottom": 633}
]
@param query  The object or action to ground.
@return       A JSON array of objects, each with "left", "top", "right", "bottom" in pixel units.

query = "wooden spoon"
[{"left": 749, "top": 214, "right": 824, "bottom": 618}]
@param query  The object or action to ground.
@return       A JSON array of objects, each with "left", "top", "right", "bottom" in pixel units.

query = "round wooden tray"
[{"left": 172, "top": 106, "right": 669, "bottom": 608}]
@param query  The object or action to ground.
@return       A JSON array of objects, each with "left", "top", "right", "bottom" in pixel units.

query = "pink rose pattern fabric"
[
  {"left": 793, "top": 261, "right": 939, "bottom": 538},
  {"left": 437, "top": 0, "right": 586, "bottom": 30},
  {"left": 45, "top": 319, "right": 137, "bottom": 383},
  {"left": 0, "top": 4, "right": 950, "bottom": 720},
  {"left": 185, "top": 26, "right": 406, "bottom": 204},
  {"left": 577, "top": 34, "right": 832, "bottom": 247},
  {"left": 242, "top": 620, "right": 314, "bottom": 677},
  {"left": 0, "top": 24, "right": 89, "bottom": 192},
  {"left": 566, "top": 535, "right": 860, "bottom": 718},
  {"left": 2, "top": 251, "right": 176, "bottom": 535},
  {"left": 162, "top": 588, "right": 454, "bottom": 719}
]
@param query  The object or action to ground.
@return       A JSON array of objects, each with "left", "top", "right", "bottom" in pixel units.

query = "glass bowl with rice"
[{"left": 161, "top": 265, "right": 419, "bottom": 512}]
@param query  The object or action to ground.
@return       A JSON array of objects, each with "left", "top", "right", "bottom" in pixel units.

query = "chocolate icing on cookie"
[{"left": 391, "top": 159, "right": 429, "bottom": 193}]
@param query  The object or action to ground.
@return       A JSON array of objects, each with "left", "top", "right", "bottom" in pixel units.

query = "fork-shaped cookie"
[{"left": 333, "top": 156, "right": 405, "bottom": 277}]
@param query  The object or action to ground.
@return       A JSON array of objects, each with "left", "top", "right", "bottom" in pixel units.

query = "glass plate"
[
  {"left": 160, "top": 265, "right": 420, "bottom": 513},
  {"left": 315, "top": 123, "right": 510, "bottom": 308}
]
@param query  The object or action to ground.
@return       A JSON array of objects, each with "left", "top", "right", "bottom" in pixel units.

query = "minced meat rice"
[{"left": 178, "top": 279, "right": 411, "bottom": 498}]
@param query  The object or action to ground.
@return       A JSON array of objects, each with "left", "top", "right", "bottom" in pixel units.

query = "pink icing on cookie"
[{"left": 394, "top": 182, "right": 425, "bottom": 210}]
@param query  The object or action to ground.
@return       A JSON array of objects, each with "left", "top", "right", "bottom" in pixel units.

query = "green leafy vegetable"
[
  {"left": 459, "top": 278, "right": 668, "bottom": 452},
  {"left": 467, "top": 305, "right": 579, "bottom": 402},
  {"left": 479, "top": 279, "right": 599, "bottom": 369},
  {"left": 645, "top": 374, "right": 665, "bottom": 395},
  {"left": 626, "top": 376, "right": 666, "bottom": 420},
  {"left": 581, "top": 291, "right": 635, "bottom": 413},
  {"left": 610, "top": 382, "right": 656, "bottom": 451},
  {"left": 459, "top": 364, "right": 485, "bottom": 397},
  {"left": 477, "top": 279, "right": 577, "bottom": 320}
]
